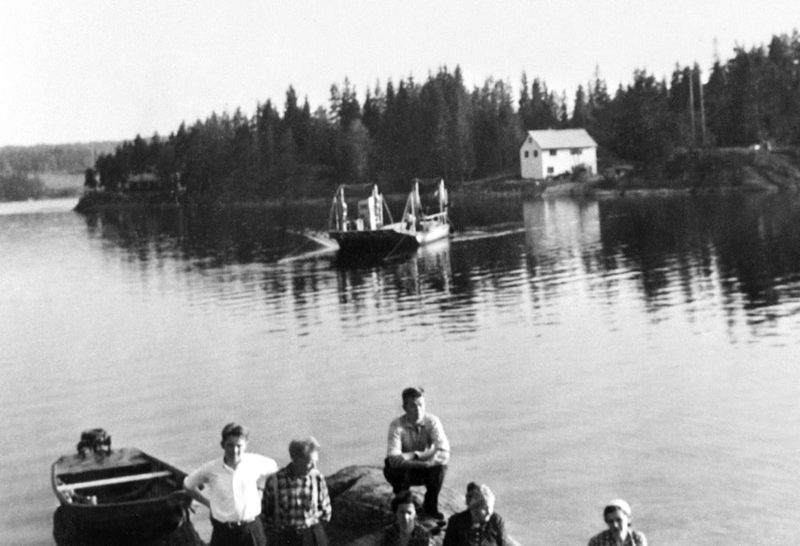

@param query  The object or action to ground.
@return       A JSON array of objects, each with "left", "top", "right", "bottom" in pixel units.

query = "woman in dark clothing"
[
  {"left": 587, "top": 499, "right": 647, "bottom": 546},
  {"left": 380, "top": 490, "right": 432, "bottom": 546},
  {"left": 443, "top": 483, "right": 506, "bottom": 546}
]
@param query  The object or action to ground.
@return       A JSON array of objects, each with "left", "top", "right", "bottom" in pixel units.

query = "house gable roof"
[{"left": 525, "top": 129, "right": 597, "bottom": 150}]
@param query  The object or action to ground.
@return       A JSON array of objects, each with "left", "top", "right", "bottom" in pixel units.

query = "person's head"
[
  {"left": 220, "top": 423, "right": 249, "bottom": 467},
  {"left": 390, "top": 490, "right": 419, "bottom": 531},
  {"left": 603, "top": 499, "right": 631, "bottom": 541},
  {"left": 288, "top": 437, "right": 321, "bottom": 477},
  {"left": 466, "top": 482, "right": 495, "bottom": 523},
  {"left": 401, "top": 387, "right": 426, "bottom": 424}
]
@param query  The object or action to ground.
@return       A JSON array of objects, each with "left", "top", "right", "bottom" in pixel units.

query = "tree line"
[
  {"left": 91, "top": 31, "right": 800, "bottom": 200},
  {"left": 0, "top": 142, "right": 118, "bottom": 174},
  {"left": 0, "top": 142, "right": 118, "bottom": 201}
]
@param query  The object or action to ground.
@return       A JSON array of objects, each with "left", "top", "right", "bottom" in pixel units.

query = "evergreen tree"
[
  {"left": 703, "top": 60, "right": 729, "bottom": 146},
  {"left": 571, "top": 85, "right": 588, "bottom": 128},
  {"left": 518, "top": 72, "right": 533, "bottom": 129},
  {"left": 607, "top": 70, "right": 672, "bottom": 167}
]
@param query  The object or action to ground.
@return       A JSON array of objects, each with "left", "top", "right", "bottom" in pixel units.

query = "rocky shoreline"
[
  {"left": 326, "top": 465, "right": 522, "bottom": 546},
  {"left": 53, "top": 465, "right": 522, "bottom": 546}
]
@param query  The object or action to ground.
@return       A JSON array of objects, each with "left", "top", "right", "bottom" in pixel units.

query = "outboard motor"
[{"left": 76, "top": 428, "right": 112, "bottom": 456}]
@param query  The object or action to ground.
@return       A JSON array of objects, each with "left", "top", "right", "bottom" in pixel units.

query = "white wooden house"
[{"left": 519, "top": 129, "right": 598, "bottom": 179}]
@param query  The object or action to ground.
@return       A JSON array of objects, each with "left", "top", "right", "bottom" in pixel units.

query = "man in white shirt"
[
  {"left": 383, "top": 387, "right": 450, "bottom": 521},
  {"left": 184, "top": 423, "right": 278, "bottom": 546}
]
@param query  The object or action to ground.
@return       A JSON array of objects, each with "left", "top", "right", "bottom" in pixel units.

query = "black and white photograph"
[{"left": 2, "top": 2, "right": 799, "bottom": 545}]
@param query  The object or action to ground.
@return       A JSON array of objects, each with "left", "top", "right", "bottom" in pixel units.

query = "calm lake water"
[{"left": 2, "top": 193, "right": 799, "bottom": 545}]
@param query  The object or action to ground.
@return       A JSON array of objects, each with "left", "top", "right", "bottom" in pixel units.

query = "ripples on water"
[{"left": 1, "top": 194, "right": 800, "bottom": 546}]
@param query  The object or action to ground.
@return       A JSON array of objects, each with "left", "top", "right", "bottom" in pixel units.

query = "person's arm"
[
  {"left": 318, "top": 474, "right": 332, "bottom": 523},
  {"left": 386, "top": 420, "right": 416, "bottom": 467},
  {"left": 256, "top": 457, "right": 278, "bottom": 501},
  {"left": 261, "top": 475, "right": 277, "bottom": 526},
  {"left": 416, "top": 416, "right": 450, "bottom": 465},
  {"left": 400, "top": 454, "right": 439, "bottom": 468},
  {"left": 184, "top": 485, "right": 210, "bottom": 508},
  {"left": 387, "top": 418, "right": 448, "bottom": 468},
  {"left": 442, "top": 514, "right": 459, "bottom": 546},
  {"left": 183, "top": 470, "right": 210, "bottom": 508},
  {"left": 493, "top": 513, "right": 508, "bottom": 546}
]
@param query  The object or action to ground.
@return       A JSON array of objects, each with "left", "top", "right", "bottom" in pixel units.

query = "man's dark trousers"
[
  {"left": 383, "top": 458, "right": 447, "bottom": 515},
  {"left": 210, "top": 518, "right": 266, "bottom": 546}
]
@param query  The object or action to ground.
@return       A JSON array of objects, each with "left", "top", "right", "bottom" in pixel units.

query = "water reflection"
[
  {"left": 333, "top": 241, "right": 457, "bottom": 334},
  {"left": 519, "top": 194, "right": 800, "bottom": 334},
  {"left": 77, "top": 193, "right": 800, "bottom": 340},
  {"left": 596, "top": 194, "right": 800, "bottom": 317}
]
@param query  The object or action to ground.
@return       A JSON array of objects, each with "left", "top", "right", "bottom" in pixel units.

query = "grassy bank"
[{"left": 542, "top": 146, "right": 800, "bottom": 198}]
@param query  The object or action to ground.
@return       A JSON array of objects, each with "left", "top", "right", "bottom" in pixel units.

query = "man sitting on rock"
[{"left": 383, "top": 386, "right": 450, "bottom": 521}]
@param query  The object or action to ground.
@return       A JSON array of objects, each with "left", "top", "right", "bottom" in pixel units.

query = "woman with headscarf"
[
  {"left": 443, "top": 482, "right": 506, "bottom": 546},
  {"left": 588, "top": 499, "right": 647, "bottom": 546},
  {"left": 380, "top": 490, "right": 432, "bottom": 546}
]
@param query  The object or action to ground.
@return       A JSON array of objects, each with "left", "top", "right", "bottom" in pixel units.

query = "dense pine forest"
[{"left": 81, "top": 31, "right": 800, "bottom": 201}]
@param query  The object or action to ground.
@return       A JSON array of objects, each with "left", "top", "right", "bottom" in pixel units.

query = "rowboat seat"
[{"left": 56, "top": 470, "right": 173, "bottom": 492}]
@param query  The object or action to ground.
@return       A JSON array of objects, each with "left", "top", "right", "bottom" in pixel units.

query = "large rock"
[{"left": 326, "top": 465, "right": 521, "bottom": 546}]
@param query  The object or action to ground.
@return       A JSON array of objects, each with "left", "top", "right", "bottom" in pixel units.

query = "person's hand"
[
  {"left": 432, "top": 450, "right": 450, "bottom": 465},
  {"left": 167, "top": 490, "right": 189, "bottom": 508}
]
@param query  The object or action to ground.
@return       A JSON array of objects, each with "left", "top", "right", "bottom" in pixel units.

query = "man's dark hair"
[
  {"left": 401, "top": 387, "right": 425, "bottom": 405},
  {"left": 220, "top": 422, "right": 249, "bottom": 443},
  {"left": 390, "top": 490, "right": 419, "bottom": 514}
]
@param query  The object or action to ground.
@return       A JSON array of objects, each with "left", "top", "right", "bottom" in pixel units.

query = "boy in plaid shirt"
[{"left": 262, "top": 437, "right": 331, "bottom": 546}]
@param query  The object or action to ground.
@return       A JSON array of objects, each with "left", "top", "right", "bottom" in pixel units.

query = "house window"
[
  {"left": 524, "top": 151, "right": 529, "bottom": 158},
  {"left": 547, "top": 167, "right": 554, "bottom": 174},
  {"left": 528, "top": 137, "right": 533, "bottom": 143},
  {"left": 571, "top": 148, "right": 582, "bottom": 155},
  {"left": 534, "top": 150, "right": 538, "bottom": 158},
  {"left": 549, "top": 150, "right": 557, "bottom": 156}
]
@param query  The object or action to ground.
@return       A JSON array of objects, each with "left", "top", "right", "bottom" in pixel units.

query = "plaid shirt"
[
  {"left": 588, "top": 529, "right": 647, "bottom": 546},
  {"left": 262, "top": 464, "right": 331, "bottom": 530}
]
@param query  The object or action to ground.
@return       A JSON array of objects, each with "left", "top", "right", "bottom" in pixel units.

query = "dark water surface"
[{"left": 2, "top": 194, "right": 799, "bottom": 545}]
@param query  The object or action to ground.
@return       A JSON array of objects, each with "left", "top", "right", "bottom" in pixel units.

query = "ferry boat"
[{"left": 328, "top": 178, "right": 450, "bottom": 255}]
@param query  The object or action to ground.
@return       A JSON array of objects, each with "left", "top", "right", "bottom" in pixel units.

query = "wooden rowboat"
[{"left": 52, "top": 429, "right": 191, "bottom": 543}]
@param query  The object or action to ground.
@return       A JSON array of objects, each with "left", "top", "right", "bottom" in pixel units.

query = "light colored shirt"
[
  {"left": 386, "top": 413, "right": 449, "bottom": 457},
  {"left": 184, "top": 453, "right": 278, "bottom": 523}
]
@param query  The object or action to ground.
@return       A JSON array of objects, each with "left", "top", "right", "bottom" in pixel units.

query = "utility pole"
[
  {"left": 696, "top": 63, "right": 707, "bottom": 146},
  {"left": 688, "top": 67, "right": 696, "bottom": 146}
]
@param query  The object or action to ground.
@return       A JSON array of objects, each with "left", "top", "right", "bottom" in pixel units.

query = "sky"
[{"left": 1, "top": 0, "right": 796, "bottom": 147}]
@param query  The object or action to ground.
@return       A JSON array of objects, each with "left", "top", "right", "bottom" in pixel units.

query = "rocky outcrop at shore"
[
  {"left": 325, "top": 465, "right": 522, "bottom": 546},
  {"left": 54, "top": 465, "right": 522, "bottom": 546}
]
